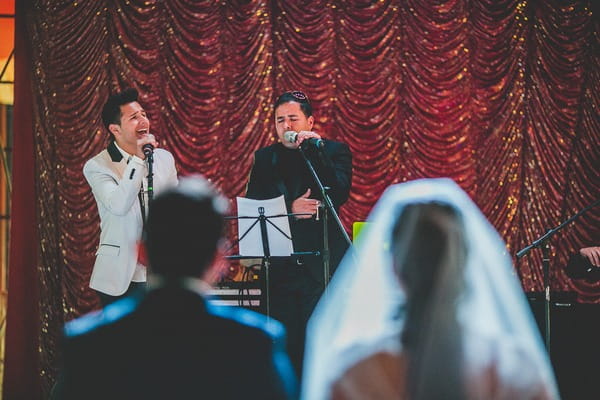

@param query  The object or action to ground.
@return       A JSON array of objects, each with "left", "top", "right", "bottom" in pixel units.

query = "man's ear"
[
  {"left": 308, "top": 115, "right": 314, "bottom": 129},
  {"left": 108, "top": 123, "right": 121, "bottom": 137}
]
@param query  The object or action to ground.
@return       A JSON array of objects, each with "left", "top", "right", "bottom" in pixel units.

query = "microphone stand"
[
  {"left": 298, "top": 145, "right": 352, "bottom": 290},
  {"left": 145, "top": 150, "right": 154, "bottom": 203},
  {"left": 517, "top": 198, "right": 600, "bottom": 350}
]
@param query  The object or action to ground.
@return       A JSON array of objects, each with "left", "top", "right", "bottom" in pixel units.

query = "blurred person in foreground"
[
  {"left": 302, "top": 178, "right": 559, "bottom": 400},
  {"left": 54, "top": 175, "right": 297, "bottom": 400}
]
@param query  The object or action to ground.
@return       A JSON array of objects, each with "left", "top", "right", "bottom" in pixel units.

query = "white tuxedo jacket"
[{"left": 83, "top": 142, "right": 178, "bottom": 295}]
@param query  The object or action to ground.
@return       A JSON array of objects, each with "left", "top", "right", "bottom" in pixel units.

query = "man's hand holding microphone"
[
  {"left": 284, "top": 130, "right": 324, "bottom": 150},
  {"left": 136, "top": 133, "right": 158, "bottom": 160}
]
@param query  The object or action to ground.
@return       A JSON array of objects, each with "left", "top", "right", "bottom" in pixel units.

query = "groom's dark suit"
[{"left": 55, "top": 285, "right": 297, "bottom": 399}]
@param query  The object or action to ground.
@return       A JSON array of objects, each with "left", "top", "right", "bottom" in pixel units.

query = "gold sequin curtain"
[{"left": 9, "top": 0, "right": 599, "bottom": 396}]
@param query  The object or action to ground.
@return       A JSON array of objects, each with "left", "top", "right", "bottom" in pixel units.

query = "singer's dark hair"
[
  {"left": 144, "top": 175, "right": 228, "bottom": 279},
  {"left": 274, "top": 90, "right": 313, "bottom": 117},
  {"left": 101, "top": 87, "right": 139, "bottom": 140}
]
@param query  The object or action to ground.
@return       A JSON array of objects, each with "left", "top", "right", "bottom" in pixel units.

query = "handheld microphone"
[
  {"left": 284, "top": 131, "right": 325, "bottom": 149},
  {"left": 142, "top": 143, "right": 154, "bottom": 157}
]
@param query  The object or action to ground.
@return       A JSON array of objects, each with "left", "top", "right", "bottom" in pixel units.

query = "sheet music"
[{"left": 236, "top": 195, "right": 294, "bottom": 257}]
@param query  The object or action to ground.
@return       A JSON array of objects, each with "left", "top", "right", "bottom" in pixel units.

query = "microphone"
[
  {"left": 284, "top": 131, "right": 325, "bottom": 149},
  {"left": 142, "top": 143, "right": 154, "bottom": 157}
]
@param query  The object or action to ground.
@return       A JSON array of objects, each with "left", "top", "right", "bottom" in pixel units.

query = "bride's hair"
[{"left": 391, "top": 202, "right": 467, "bottom": 400}]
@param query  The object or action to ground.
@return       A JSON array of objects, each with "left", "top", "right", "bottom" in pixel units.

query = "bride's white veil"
[{"left": 301, "top": 178, "right": 559, "bottom": 400}]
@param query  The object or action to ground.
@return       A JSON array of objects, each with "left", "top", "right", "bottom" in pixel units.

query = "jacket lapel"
[
  {"left": 271, "top": 149, "right": 290, "bottom": 200},
  {"left": 107, "top": 140, "right": 128, "bottom": 179},
  {"left": 107, "top": 140, "right": 123, "bottom": 162}
]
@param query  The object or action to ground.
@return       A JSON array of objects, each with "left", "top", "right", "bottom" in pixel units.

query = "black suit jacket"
[
  {"left": 245, "top": 140, "right": 352, "bottom": 283},
  {"left": 54, "top": 286, "right": 297, "bottom": 400}
]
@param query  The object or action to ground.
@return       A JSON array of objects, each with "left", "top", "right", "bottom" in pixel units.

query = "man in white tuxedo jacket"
[{"left": 84, "top": 88, "right": 178, "bottom": 305}]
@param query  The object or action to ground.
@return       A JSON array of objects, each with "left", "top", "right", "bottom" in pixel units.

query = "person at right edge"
[
  {"left": 566, "top": 246, "right": 600, "bottom": 282},
  {"left": 245, "top": 90, "right": 353, "bottom": 380}
]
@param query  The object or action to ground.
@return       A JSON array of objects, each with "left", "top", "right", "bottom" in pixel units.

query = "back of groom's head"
[{"left": 145, "top": 175, "right": 228, "bottom": 278}]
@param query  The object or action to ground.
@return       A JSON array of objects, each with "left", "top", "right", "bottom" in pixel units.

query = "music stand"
[{"left": 226, "top": 197, "right": 315, "bottom": 318}]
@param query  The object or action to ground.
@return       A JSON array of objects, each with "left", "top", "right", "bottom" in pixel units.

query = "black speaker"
[{"left": 527, "top": 293, "right": 600, "bottom": 400}]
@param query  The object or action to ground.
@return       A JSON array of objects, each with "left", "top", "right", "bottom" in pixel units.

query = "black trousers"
[{"left": 263, "top": 260, "right": 324, "bottom": 382}]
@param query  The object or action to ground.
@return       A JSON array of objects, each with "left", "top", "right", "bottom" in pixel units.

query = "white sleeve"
[{"left": 83, "top": 157, "right": 145, "bottom": 216}]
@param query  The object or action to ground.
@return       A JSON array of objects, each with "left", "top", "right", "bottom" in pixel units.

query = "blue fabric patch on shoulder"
[{"left": 65, "top": 297, "right": 137, "bottom": 337}]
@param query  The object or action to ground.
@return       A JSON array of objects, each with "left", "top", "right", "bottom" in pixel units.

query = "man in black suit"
[
  {"left": 245, "top": 90, "right": 352, "bottom": 379},
  {"left": 54, "top": 175, "right": 297, "bottom": 400}
]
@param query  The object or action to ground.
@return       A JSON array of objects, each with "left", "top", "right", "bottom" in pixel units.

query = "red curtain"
[
  {"left": 5, "top": 0, "right": 599, "bottom": 397},
  {"left": 3, "top": 0, "right": 40, "bottom": 398}
]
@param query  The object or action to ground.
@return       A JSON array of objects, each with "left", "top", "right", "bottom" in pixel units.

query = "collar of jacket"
[{"left": 107, "top": 140, "right": 124, "bottom": 162}]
